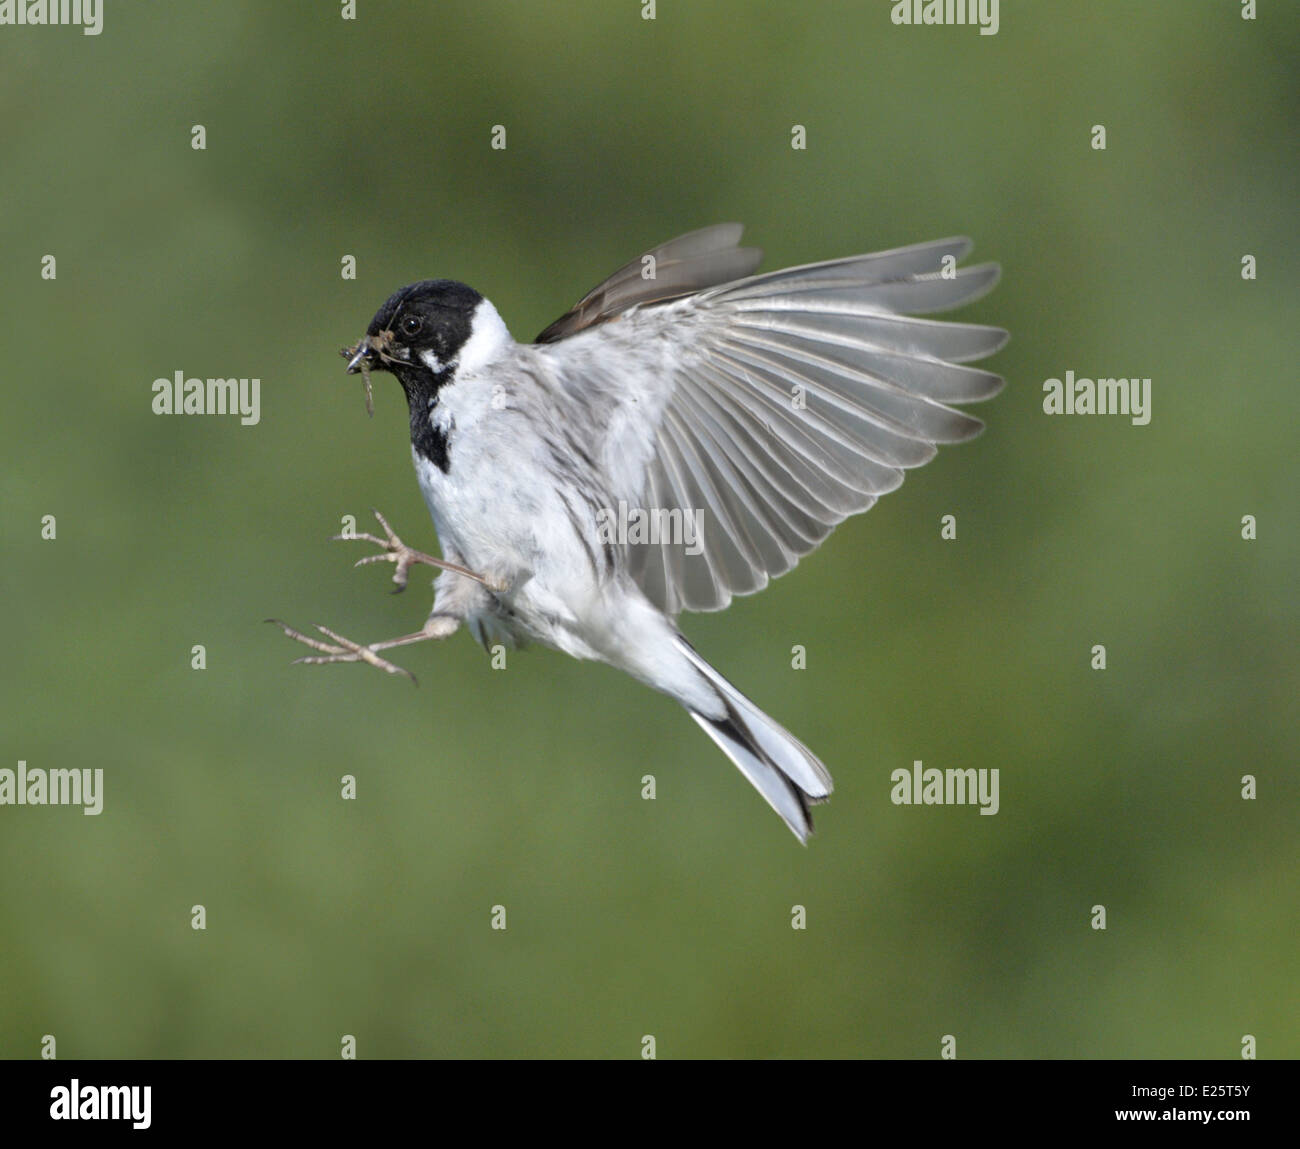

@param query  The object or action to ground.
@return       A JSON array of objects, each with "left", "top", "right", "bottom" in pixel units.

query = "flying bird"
[{"left": 273, "top": 225, "right": 1006, "bottom": 841}]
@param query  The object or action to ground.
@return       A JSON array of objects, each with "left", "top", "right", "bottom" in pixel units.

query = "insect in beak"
[
  {"left": 341, "top": 333, "right": 393, "bottom": 417},
  {"left": 341, "top": 330, "right": 408, "bottom": 418},
  {"left": 344, "top": 342, "right": 372, "bottom": 374},
  {"left": 339, "top": 339, "right": 374, "bottom": 417}
]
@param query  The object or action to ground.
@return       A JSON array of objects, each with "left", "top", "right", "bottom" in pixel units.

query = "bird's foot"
[
  {"left": 267, "top": 614, "right": 460, "bottom": 685},
  {"left": 336, "top": 509, "right": 492, "bottom": 593}
]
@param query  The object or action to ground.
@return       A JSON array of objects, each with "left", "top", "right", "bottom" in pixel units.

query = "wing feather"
[
  {"left": 535, "top": 223, "right": 763, "bottom": 344},
  {"left": 536, "top": 227, "right": 1006, "bottom": 614}
]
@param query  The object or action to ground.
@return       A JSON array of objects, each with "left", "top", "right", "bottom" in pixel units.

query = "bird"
[{"left": 272, "top": 224, "right": 1006, "bottom": 842}]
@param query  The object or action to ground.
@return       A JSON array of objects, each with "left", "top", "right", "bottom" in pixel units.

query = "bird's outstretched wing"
[
  {"left": 534, "top": 226, "right": 1007, "bottom": 615},
  {"left": 535, "top": 223, "right": 763, "bottom": 344}
]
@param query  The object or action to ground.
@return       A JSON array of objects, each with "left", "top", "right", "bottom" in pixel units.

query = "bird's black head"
[
  {"left": 343, "top": 279, "right": 485, "bottom": 400},
  {"left": 342, "top": 278, "right": 513, "bottom": 472}
]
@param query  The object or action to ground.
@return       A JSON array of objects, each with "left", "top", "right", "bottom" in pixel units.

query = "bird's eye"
[{"left": 400, "top": 315, "right": 423, "bottom": 337}]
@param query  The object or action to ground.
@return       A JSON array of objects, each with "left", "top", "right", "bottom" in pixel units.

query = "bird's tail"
[{"left": 675, "top": 636, "right": 833, "bottom": 842}]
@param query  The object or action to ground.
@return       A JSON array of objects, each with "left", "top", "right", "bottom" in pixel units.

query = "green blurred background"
[{"left": 2, "top": 1, "right": 1295, "bottom": 1059}]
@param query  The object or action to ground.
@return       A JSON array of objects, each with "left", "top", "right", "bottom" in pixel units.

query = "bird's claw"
[
  {"left": 329, "top": 508, "right": 422, "bottom": 592},
  {"left": 267, "top": 619, "right": 417, "bottom": 683},
  {"left": 331, "top": 509, "right": 490, "bottom": 592}
]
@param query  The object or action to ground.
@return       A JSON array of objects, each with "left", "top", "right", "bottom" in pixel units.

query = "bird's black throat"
[{"left": 400, "top": 369, "right": 454, "bottom": 474}]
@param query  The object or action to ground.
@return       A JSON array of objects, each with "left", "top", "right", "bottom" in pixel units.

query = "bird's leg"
[
  {"left": 267, "top": 511, "right": 500, "bottom": 682},
  {"left": 338, "top": 509, "right": 495, "bottom": 593},
  {"left": 268, "top": 613, "right": 461, "bottom": 684}
]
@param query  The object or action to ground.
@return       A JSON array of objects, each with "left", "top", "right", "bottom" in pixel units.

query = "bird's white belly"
[{"left": 411, "top": 446, "right": 607, "bottom": 658}]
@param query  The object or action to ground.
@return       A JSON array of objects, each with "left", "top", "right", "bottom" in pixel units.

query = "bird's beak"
[{"left": 343, "top": 330, "right": 402, "bottom": 374}]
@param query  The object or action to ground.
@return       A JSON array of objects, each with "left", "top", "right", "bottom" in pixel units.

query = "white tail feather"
[{"left": 677, "top": 637, "right": 833, "bottom": 842}]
